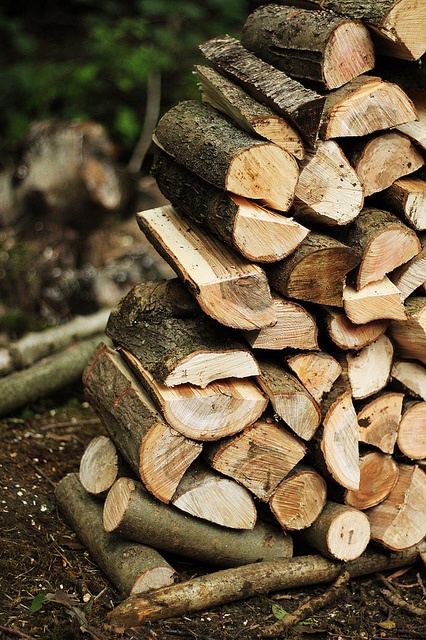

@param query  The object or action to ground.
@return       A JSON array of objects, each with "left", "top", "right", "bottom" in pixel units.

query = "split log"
[
  {"left": 388, "top": 295, "right": 426, "bottom": 364},
  {"left": 194, "top": 65, "right": 305, "bottom": 159},
  {"left": 121, "top": 348, "right": 267, "bottom": 441},
  {"left": 396, "top": 90, "right": 426, "bottom": 150},
  {"left": 241, "top": 4, "right": 375, "bottom": 89},
  {"left": 379, "top": 176, "right": 426, "bottom": 232},
  {"left": 366, "top": 463, "right": 426, "bottom": 550},
  {"left": 106, "top": 279, "right": 260, "bottom": 388},
  {"left": 321, "top": 306, "right": 389, "bottom": 350},
  {"left": 55, "top": 473, "right": 177, "bottom": 596},
  {"left": 243, "top": 291, "right": 319, "bottom": 351},
  {"left": 344, "top": 452, "right": 400, "bottom": 510},
  {"left": 342, "top": 277, "right": 406, "bottom": 324},
  {"left": 319, "top": 75, "right": 418, "bottom": 140},
  {"left": 267, "top": 231, "right": 361, "bottom": 307},
  {"left": 79, "top": 435, "right": 131, "bottom": 497},
  {"left": 397, "top": 400, "right": 426, "bottom": 460},
  {"left": 390, "top": 359, "right": 426, "bottom": 401},
  {"left": 285, "top": 351, "right": 341, "bottom": 404},
  {"left": 338, "top": 208, "right": 421, "bottom": 290},
  {"left": 83, "top": 342, "right": 202, "bottom": 503},
  {"left": 389, "top": 233, "right": 426, "bottom": 298},
  {"left": 103, "top": 477, "right": 293, "bottom": 567},
  {"left": 293, "top": 140, "right": 364, "bottom": 226},
  {"left": 136, "top": 205, "right": 276, "bottom": 331},
  {"left": 256, "top": 357, "right": 321, "bottom": 441},
  {"left": 299, "top": 501, "right": 370, "bottom": 561},
  {"left": 152, "top": 148, "right": 309, "bottom": 263},
  {"left": 269, "top": 465, "right": 327, "bottom": 531},
  {"left": 345, "top": 333, "right": 394, "bottom": 400},
  {"left": 344, "top": 132, "right": 424, "bottom": 197},
  {"left": 171, "top": 461, "right": 257, "bottom": 529},
  {"left": 154, "top": 100, "right": 298, "bottom": 212},
  {"left": 205, "top": 416, "right": 307, "bottom": 501},
  {"left": 107, "top": 540, "right": 426, "bottom": 629},
  {"left": 199, "top": 35, "right": 326, "bottom": 147},
  {"left": 357, "top": 392, "right": 404, "bottom": 454}
]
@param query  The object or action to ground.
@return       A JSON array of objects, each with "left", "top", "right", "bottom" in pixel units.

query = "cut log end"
[
  {"left": 165, "top": 350, "right": 260, "bottom": 389},
  {"left": 103, "top": 476, "right": 135, "bottom": 533},
  {"left": 79, "top": 435, "right": 119, "bottom": 496},
  {"left": 324, "top": 21, "right": 375, "bottom": 89},
  {"left": 131, "top": 567, "right": 177, "bottom": 595},
  {"left": 344, "top": 452, "right": 400, "bottom": 510},
  {"left": 270, "top": 470, "right": 327, "bottom": 531}
]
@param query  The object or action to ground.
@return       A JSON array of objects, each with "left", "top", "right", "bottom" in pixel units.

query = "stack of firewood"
[{"left": 56, "top": 0, "right": 426, "bottom": 626}]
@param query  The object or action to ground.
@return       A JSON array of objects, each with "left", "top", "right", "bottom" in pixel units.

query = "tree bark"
[{"left": 357, "top": 392, "right": 404, "bottom": 454}]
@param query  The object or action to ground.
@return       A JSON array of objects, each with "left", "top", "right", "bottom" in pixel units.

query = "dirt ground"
[{"left": 1, "top": 386, "right": 426, "bottom": 640}]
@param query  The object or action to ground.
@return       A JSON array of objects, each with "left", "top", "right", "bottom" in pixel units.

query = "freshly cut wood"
[
  {"left": 391, "top": 359, "right": 426, "bottom": 401},
  {"left": 344, "top": 452, "right": 400, "bottom": 510},
  {"left": 106, "top": 279, "right": 260, "bottom": 388},
  {"left": 396, "top": 90, "right": 426, "bottom": 150},
  {"left": 256, "top": 357, "right": 321, "bottom": 441},
  {"left": 285, "top": 351, "right": 341, "bottom": 404},
  {"left": 137, "top": 206, "right": 276, "bottom": 331},
  {"left": 56, "top": 473, "right": 177, "bottom": 596},
  {"left": 79, "top": 435, "right": 131, "bottom": 497},
  {"left": 299, "top": 501, "right": 370, "bottom": 561},
  {"left": 194, "top": 65, "right": 304, "bottom": 160},
  {"left": 357, "top": 392, "right": 404, "bottom": 454},
  {"left": 267, "top": 232, "right": 361, "bottom": 307},
  {"left": 380, "top": 176, "right": 426, "bottom": 232},
  {"left": 108, "top": 541, "right": 426, "bottom": 630},
  {"left": 345, "top": 334, "right": 394, "bottom": 400},
  {"left": 243, "top": 291, "right": 318, "bottom": 351},
  {"left": 121, "top": 348, "right": 267, "bottom": 442},
  {"left": 171, "top": 461, "right": 257, "bottom": 529},
  {"left": 199, "top": 35, "right": 326, "bottom": 147},
  {"left": 343, "top": 277, "right": 406, "bottom": 324},
  {"left": 205, "top": 417, "right": 307, "bottom": 501},
  {"left": 241, "top": 4, "right": 375, "bottom": 89},
  {"left": 269, "top": 465, "right": 327, "bottom": 531},
  {"left": 321, "top": 306, "right": 389, "bottom": 350},
  {"left": 103, "top": 477, "right": 293, "bottom": 567},
  {"left": 339, "top": 208, "right": 421, "bottom": 290},
  {"left": 293, "top": 140, "right": 364, "bottom": 226},
  {"left": 388, "top": 295, "right": 426, "bottom": 365},
  {"left": 346, "top": 132, "right": 424, "bottom": 197},
  {"left": 83, "top": 343, "right": 202, "bottom": 503},
  {"left": 154, "top": 100, "right": 298, "bottom": 212},
  {"left": 367, "top": 463, "right": 426, "bottom": 550},
  {"left": 389, "top": 234, "right": 426, "bottom": 298},
  {"left": 152, "top": 149, "right": 309, "bottom": 263},
  {"left": 319, "top": 75, "right": 418, "bottom": 140},
  {"left": 397, "top": 400, "right": 426, "bottom": 460}
]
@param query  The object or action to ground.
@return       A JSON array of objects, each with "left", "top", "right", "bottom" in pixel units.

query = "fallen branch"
[{"left": 107, "top": 540, "right": 426, "bottom": 631}]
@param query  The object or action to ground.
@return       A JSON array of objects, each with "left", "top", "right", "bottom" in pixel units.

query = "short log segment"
[
  {"left": 103, "top": 477, "right": 293, "bottom": 567},
  {"left": 345, "top": 333, "right": 394, "bottom": 400},
  {"left": 151, "top": 149, "right": 309, "bottom": 263},
  {"left": 357, "top": 392, "right": 404, "bottom": 454},
  {"left": 342, "top": 277, "right": 407, "bottom": 324},
  {"left": 136, "top": 206, "right": 276, "bottom": 331},
  {"left": 391, "top": 359, "right": 426, "bottom": 401},
  {"left": 389, "top": 233, "right": 426, "bottom": 299},
  {"left": 83, "top": 343, "right": 202, "bottom": 503},
  {"left": 154, "top": 100, "right": 298, "bottom": 212},
  {"left": 380, "top": 176, "right": 426, "bottom": 232},
  {"left": 79, "top": 435, "right": 131, "bottom": 497},
  {"left": 55, "top": 473, "right": 177, "bottom": 596},
  {"left": 344, "top": 452, "right": 400, "bottom": 510},
  {"left": 397, "top": 400, "right": 426, "bottom": 460},
  {"left": 199, "top": 35, "right": 326, "bottom": 147},
  {"left": 388, "top": 295, "right": 426, "bottom": 365},
  {"left": 241, "top": 4, "right": 375, "bottom": 89},
  {"left": 321, "top": 306, "right": 389, "bottom": 350},
  {"left": 285, "top": 351, "right": 342, "bottom": 404}
]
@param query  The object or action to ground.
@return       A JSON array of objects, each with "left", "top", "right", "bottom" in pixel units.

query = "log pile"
[{"left": 56, "top": 0, "right": 426, "bottom": 628}]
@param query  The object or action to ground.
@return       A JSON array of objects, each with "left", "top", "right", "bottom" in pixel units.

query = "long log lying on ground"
[{"left": 107, "top": 540, "right": 426, "bottom": 630}]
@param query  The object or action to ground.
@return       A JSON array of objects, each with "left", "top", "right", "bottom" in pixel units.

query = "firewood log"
[
  {"left": 293, "top": 140, "right": 364, "bottom": 226},
  {"left": 379, "top": 176, "right": 426, "bottom": 233},
  {"left": 366, "top": 463, "right": 426, "bottom": 550},
  {"left": 342, "top": 277, "right": 406, "bottom": 324},
  {"left": 344, "top": 452, "right": 400, "bottom": 510},
  {"left": 120, "top": 348, "right": 268, "bottom": 441},
  {"left": 388, "top": 295, "right": 426, "bottom": 364},
  {"left": 390, "top": 359, "right": 426, "bottom": 401},
  {"left": 321, "top": 306, "right": 389, "bottom": 350},
  {"left": 319, "top": 75, "right": 418, "bottom": 140},
  {"left": 103, "top": 477, "right": 293, "bottom": 567},
  {"left": 299, "top": 501, "right": 370, "bottom": 561},
  {"left": 154, "top": 100, "right": 298, "bottom": 212},
  {"left": 256, "top": 357, "right": 321, "bottom": 441},
  {"left": 269, "top": 465, "right": 327, "bottom": 531},
  {"left": 396, "top": 90, "right": 426, "bottom": 150},
  {"left": 243, "top": 291, "right": 319, "bottom": 351},
  {"left": 151, "top": 148, "right": 309, "bottom": 263},
  {"left": 194, "top": 65, "right": 305, "bottom": 160},
  {"left": 397, "top": 399, "right": 426, "bottom": 460},
  {"left": 267, "top": 231, "right": 361, "bottom": 307},
  {"left": 357, "top": 392, "right": 404, "bottom": 453},
  {"left": 136, "top": 206, "right": 276, "bottom": 330},
  {"left": 205, "top": 416, "right": 307, "bottom": 501},
  {"left": 56, "top": 473, "right": 177, "bottom": 596},
  {"left": 106, "top": 279, "right": 260, "bottom": 388},
  {"left": 171, "top": 461, "right": 257, "bottom": 529},
  {"left": 199, "top": 35, "right": 326, "bottom": 147},
  {"left": 389, "top": 233, "right": 426, "bottom": 298},
  {"left": 79, "top": 435, "right": 131, "bottom": 497},
  {"left": 344, "top": 333, "right": 394, "bottom": 400},
  {"left": 241, "top": 4, "right": 375, "bottom": 89},
  {"left": 83, "top": 343, "right": 202, "bottom": 503},
  {"left": 285, "top": 351, "right": 342, "bottom": 404}
]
